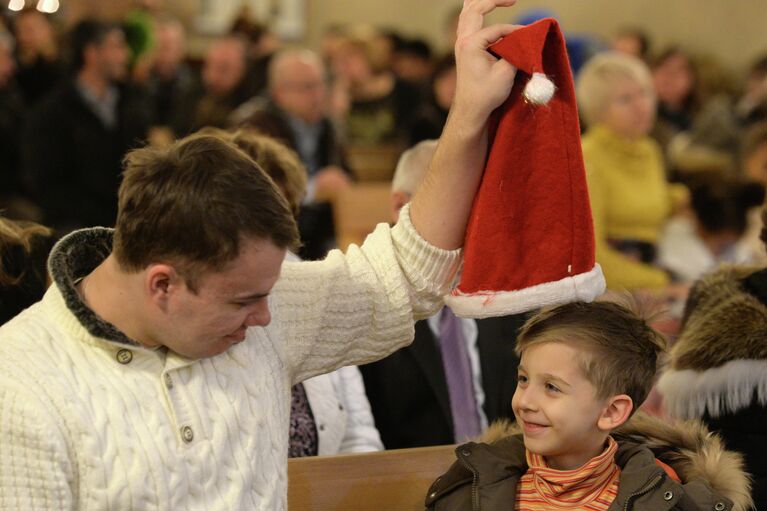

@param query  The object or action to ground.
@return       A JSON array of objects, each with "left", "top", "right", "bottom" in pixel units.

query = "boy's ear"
[{"left": 597, "top": 394, "right": 633, "bottom": 432}]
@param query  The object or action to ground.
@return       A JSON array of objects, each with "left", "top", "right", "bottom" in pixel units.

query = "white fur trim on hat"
[{"left": 445, "top": 264, "right": 606, "bottom": 318}]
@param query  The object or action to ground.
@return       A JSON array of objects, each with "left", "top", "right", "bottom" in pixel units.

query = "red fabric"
[
  {"left": 454, "top": 19, "right": 596, "bottom": 299},
  {"left": 655, "top": 459, "right": 682, "bottom": 483}
]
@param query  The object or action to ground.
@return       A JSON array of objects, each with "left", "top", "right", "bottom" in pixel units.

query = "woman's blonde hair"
[
  {"left": 576, "top": 51, "right": 655, "bottom": 128},
  {"left": 0, "top": 217, "right": 52, "bottom": 286}
]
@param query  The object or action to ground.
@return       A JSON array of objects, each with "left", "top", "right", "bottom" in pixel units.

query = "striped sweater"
[{"left": 515, "top": 437, "right": 620, "bottom": 510}]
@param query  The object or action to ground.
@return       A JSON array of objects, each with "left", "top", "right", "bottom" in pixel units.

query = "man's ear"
[
  {"left": 597, "top": 394, "right": 634, "bottom": 432},
  {"left": 145, "top": 264, "right": 184, "bottom": 309}
]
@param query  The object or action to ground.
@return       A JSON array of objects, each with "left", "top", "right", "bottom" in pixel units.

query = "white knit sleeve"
[
  {"left": 272, "top": 203, "right": 462, "bottom": 383},
  {"left": 0, "top": 382, "right": 75, "bottom": 510}
]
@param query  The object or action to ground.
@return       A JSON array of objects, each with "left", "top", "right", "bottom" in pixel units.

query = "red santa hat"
[{"left": 445, "top": 18, "right": 605, "bottom": 318}]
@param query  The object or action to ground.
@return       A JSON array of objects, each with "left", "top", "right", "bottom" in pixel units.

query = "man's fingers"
[
  {"left": 473, "top": 23, "right": 521, "bottom": 49},
  {"left": 457, "top": 0, "right": 518, "bottom": 39}
]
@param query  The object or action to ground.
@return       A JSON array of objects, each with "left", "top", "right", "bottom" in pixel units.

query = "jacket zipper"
[
  {"left": 623, "top": 474, "right": 664, "bottom": 511},
  {"left": 457, "top": 454, "right": 480, "bottom": 511}
]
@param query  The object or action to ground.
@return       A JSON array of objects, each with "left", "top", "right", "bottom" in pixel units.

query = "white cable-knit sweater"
[{"left": 0, "top": 206, "right": 461, "bottom": 510}]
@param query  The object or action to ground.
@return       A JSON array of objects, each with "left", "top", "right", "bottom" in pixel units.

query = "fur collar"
[
  {"left": 673, "top": 265, "right": 767, "bottom": 370},
  {"left": 48, "top": 228, "right": 138, "bottom": 346},
  {"left": 658, "top": 265, "right": 767, "bottom": 420},
  {"left": 476, "top": 414, "right": 752, "bottom": 511}
]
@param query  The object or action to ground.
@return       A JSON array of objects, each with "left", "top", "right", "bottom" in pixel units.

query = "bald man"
[
  {"left": 359, "top": 139, "right": 526, "bottom": 449},
  {"left": 231, "top": 49, "right": 351, "bottom": 260}
]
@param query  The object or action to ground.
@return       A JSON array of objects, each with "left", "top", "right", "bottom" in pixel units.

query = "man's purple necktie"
[{"left": 439, "top": 307, "right": 482, "bottom": 443}]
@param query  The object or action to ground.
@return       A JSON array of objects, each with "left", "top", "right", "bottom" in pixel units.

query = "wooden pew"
[
  {"left": 288, "top": 444, "right": 456, "bottom": 511},
  {"left": 332, "top": 182, "right": 393, "bottom": 252},
  {"left": 346, "top": 144, "right": 404, "bottom": 182}
]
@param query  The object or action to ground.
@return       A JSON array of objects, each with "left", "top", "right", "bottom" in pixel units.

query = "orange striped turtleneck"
[{"left": 514, "top": 436, "right": 621, "bottom": 510}]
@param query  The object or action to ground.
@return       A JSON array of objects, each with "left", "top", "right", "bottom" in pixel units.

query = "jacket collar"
[
  {"left": 426, "top": 413, "right": 751, "bottom": 511},
  {"left": 48, "top": 227, "right": 139, "bottom": 347}
]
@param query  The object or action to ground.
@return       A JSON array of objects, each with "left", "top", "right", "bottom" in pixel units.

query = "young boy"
[{"left": 425, "top": 301, "right": 752, "bottom": 511}]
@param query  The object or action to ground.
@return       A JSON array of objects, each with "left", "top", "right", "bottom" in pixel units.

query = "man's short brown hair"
[
  {"left": 515, "top": 300, "right": 666, "bottom": 413},
  {"left": 113, "top": 132, "right": 300, "bottom": 289},
  {"left": 200, "top": 127, "right": 307, "bottom": 218}
]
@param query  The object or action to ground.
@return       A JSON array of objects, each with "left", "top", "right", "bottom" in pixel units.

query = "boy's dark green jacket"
[{"left": 425, "top": 413, "right": 753, "bottom": 511}]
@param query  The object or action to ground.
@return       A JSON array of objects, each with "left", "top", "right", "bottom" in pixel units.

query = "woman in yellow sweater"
[{"left": 576, "top": 52, "right": 687, "bottom": 290}]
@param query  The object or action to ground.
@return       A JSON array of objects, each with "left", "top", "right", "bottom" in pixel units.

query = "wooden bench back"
[
  {"left": 288, "top": 444, "right": 456, "bottom": 510},
  {"left": 332, "top": 182, "right": 393, "bottom": 251}
]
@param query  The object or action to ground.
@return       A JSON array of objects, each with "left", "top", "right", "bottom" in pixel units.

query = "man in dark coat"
[
  {"left": 231, "top": 49, "right": 352, "bottom": 260},
  {"left": 359, "top": 140, "right": 524, "bottom": 449},
  {"left": 22, "top": 20, "right": 151, "bottom": 232}
]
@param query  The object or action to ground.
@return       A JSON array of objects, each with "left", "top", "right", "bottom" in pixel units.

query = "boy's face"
[{"left": 512, "top": 341, "right": 612, "bottom": 470}]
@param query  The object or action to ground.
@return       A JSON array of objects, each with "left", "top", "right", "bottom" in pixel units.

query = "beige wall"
[
  {"left": 305, "top": 0, "right": 767, "bottom": 74},
  {"left": 57, "top": 0, "right": 767, "bottom": 74}
]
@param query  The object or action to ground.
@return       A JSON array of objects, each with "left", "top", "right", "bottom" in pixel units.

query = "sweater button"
[
  {"left": 181, "top": 426, "right": 194, "bottom": 443},
  {"left": 715, "top": 503, "right": 726, "bottom": 511},
  {"left": 116, "top": 349, "right": 133, "bottom": 364},
  {"left": 163, "top": 373, "right": 173, "bottom": 389},
  {"left": 663, "top": 491, "right": 673, "bottom": 501}
]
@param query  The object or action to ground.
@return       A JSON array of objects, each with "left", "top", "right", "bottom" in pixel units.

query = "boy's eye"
[
  {"left": 545, "top": 382, "right": 561, "bottom": 393},
  {"left": 516, "top": 375, "right": 528, "bottom": 385}
]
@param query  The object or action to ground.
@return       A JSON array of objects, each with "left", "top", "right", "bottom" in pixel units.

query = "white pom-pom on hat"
[{"left": 523, "top": 72, "right": 556, "bottom": 105}]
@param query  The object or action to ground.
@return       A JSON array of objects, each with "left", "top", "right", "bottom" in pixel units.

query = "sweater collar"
[
  {"left": 48, "top": 227, "right": 139, "bottom": 347},
  {"left": 524, "top": 436, "right": 620, "bottom": 507},
  {"left": 588, "top": 124, "right": 654, "bottom": 157}
]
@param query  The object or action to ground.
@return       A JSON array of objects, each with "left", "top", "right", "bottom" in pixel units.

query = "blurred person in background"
[
  {"left": 193, "top": 35, "right": 250, "bottom": 129},
  {"left": 12, "top": 7, "right": 61, "bottom": 106},
  {"left": 610, "top": 26, "right": 651, "bottom": 62},
  {"left": 650, "top": 46, "right": 699, "bottom": 153},
  {"left": 22, "top": 19, "right": 152, "bottom": 232},
  {"left": 408, "top": 53, "right": 455, "bottom": 145},
  {"left": 739, "top": 122, "right": 767, "bottom": 264},
  {"left": 143, "top": 16, "right": 200, "bottom": 138},
  {"left": 735, "top": 53, "right": 767, "bottom": 127},
  {"left": 577, "top": 51, "right": 688, "bottom": 292},
  {"left": 658, "top": 175, "right": 765, "bottom": 283},
  {"left": 658, "top": 202, "right": 767, "bottom": 509},
  {"left": 330, "top": 28, "right": 421, "bottom": 146},
  {"left": 232, "top": 48, "right": 352, "bottom": 260},
  {"left": 230, "top": 11, "right": 282, "bottom": 98},
  {"left": 0, "top": 29, "right": 29, "bottom": 214},
  {"left": 391, "top": 37, "right": 434, "bottom": 88},
  {"left": 0, "top": 216, "right": 53, "bottom": 324}
]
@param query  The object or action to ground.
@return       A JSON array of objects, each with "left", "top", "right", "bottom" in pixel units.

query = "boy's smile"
[{"left": 512, "top": 342, "right": 613, "bottom": 470}]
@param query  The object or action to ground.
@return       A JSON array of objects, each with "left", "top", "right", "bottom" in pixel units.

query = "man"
[
  {"left": 0, "top": 30, "right": 27, "bottom": 209},
  {"left": 12, "top": 7, "right": 62, "bottom": 105},
  {"left": 361, "top": 140, "right": 526, "bottom": 449},
  {"left": 232, "top": 48, "right": 352, "bottom": 259},
  {"left": 144, "top": 16, "right": 201, "bottom": 138},
  {"left": 0, "top": 1, "right": 521, "bottom": 509},
  {"left": 22, "top": 20, "right": 152, "bottom": 232},
  {"left": 193, "top": 35, "right": 251, "bottom": 129}
]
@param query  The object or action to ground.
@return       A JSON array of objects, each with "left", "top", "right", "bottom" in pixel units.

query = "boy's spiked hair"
[{"left": 516, "top": 298, "right": 667, "bottom": 413}]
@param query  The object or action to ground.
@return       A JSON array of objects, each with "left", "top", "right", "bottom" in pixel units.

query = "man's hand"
[
  {"left": 451, "top": 0, "right": 520, "bottom": 130},
  {"left": 314, "top": 165, "right": 352, "bottom": 202},
  {"left": 408, "top": 0, "right": 520, "bottom": 250}
]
